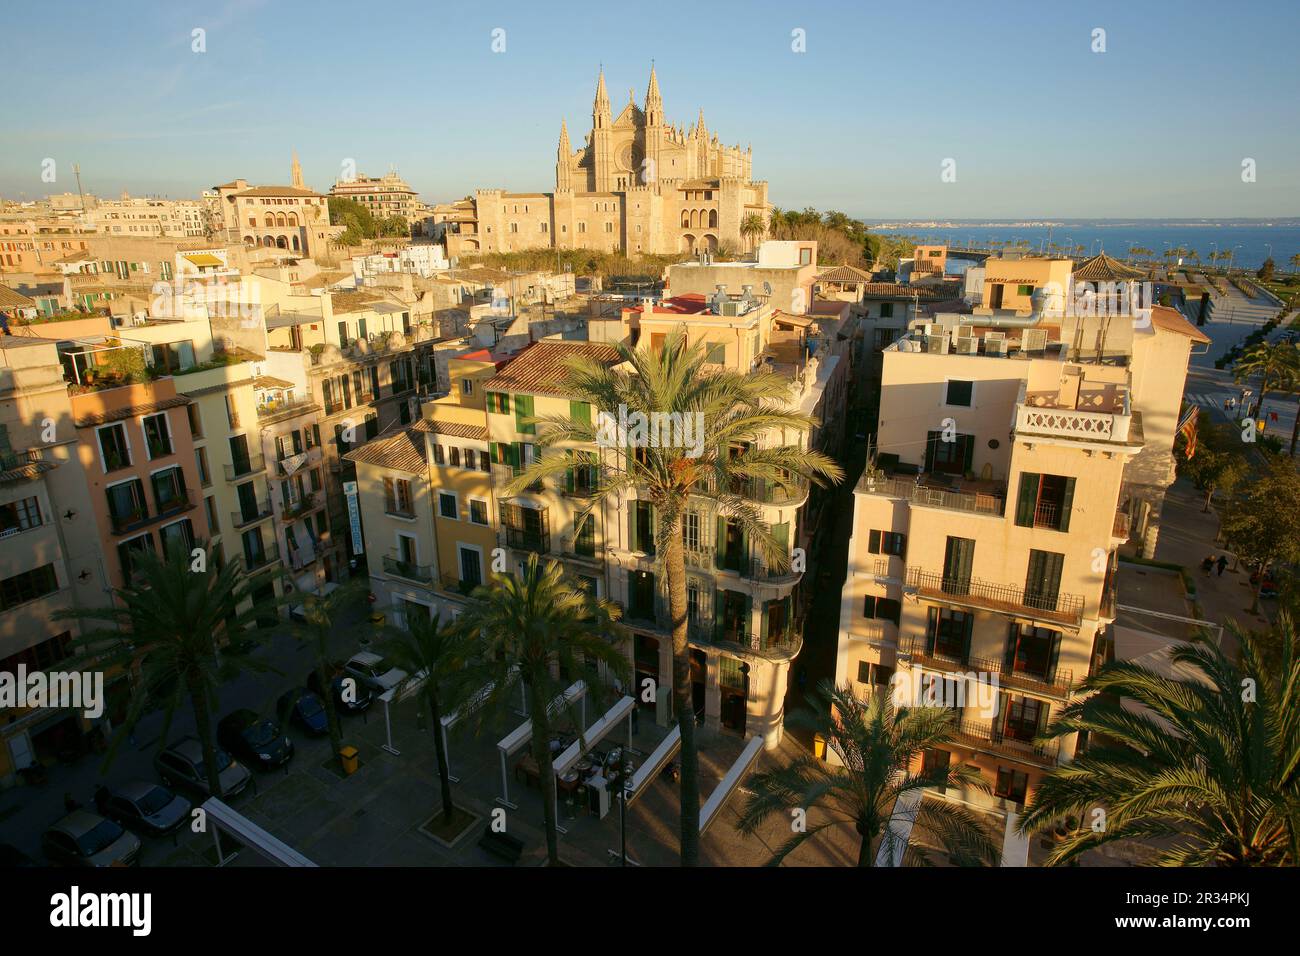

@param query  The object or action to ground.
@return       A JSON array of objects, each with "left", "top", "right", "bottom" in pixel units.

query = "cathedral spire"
[
  {"left": 291, "top": 150, "right": 304, "bottom": 189},
  {"left": 593, "top": 66, "right": 610, "bottom": 126},
  {"left": 696, "top": 108, "right": 707, "bottom": 139},
  {"left": 558, "top": 118, "right": 571, "bottom": 156},
  {"left": 645, "top": 63, "right": 662, "bottom": 124}
]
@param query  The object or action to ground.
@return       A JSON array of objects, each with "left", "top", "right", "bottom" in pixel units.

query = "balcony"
[
  {"left": 857, "top": 470, "right": 1006, "bottom": 518},
  {"left": 949, "top": 713, "right": 1060, "bottom": 767},
  {"left": 559, "top": 534, "right": 601, "bottom": 562},
  {"left": 902, "top": 637, "right": 1074, "bottom": 698},
  {"left": 439, "top": 570, "right": 481, "bottom": 597},
  {"left": 906, "top": 567, "right": 1084, "bottom": 628},
  {"left": 1014, "top": 381, "right": 1132, "bottom": 444},
  {"left": 696, "top": 474, "right": 810, "bottom": 507},
  {"left": 505, "top": 527, "right": 551, "bottom": 554},
  {"left": 1112, "top": 509, "right": 1131, "bottom": 542},
  {"left": 384, "top": 500, "right": 416, "bottom": 520},
  {"left": 224, "top": 454, "right": 266, "bottom": 481},
  {"left": 257, "top": 394, "right": 318, "bottom": 421},
  {"left": 230, "top": 499, "right": 273, "bottom": 529},
  {"left": 240, "top": 542, "right": 281, "bottom": 574},
  {"left": 274, "top": 447, "right": 322, "bottom": 476},
  {"left": 281, "top": 492, "right": 320, "bottom": 521},
  {"left": 108, "top": 490, "right": 193, "bottom": 535},
  {"left": 383, "top": 553, "right": 433, "bottom": 584}
]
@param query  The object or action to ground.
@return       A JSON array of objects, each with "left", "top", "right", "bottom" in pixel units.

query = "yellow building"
[{"left": 836, "top": 276, "right": 1208, "bottom": 809}]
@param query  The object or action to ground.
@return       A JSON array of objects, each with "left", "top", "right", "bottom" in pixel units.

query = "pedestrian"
[
  {"left": 1201, "top": 554, "right": 1215, "bottom": 576},
  {"left": 1216, "top": 555, "right": 1228, "bottom": 577},
  {"left": 1270, "top": 411, "right": 1278, "bottom": 424}
]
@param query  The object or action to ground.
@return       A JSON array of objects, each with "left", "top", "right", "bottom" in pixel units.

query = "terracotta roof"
[
  {"left": 1149, "top": 305, "right": 1211, "bottom": 344},
  {"left": 411, "top": 418, "right": 488, "bottom": 441},
  {"left": 0, "top": 284, "right": 37, "bottom": 309},
  {"left": 1072, "top": 252, "right": 1145, "bottom": 282},
  {"left": 484, "top": 341, "right": 623, "bottom": 397},
  {"left": 252, "top": 375, "right": 296, "bottom": 389},
  {"left": 232, "top": 185, "right": 324, "bottom": 198},
  {"left": 74, "top": 394, "right": 192, "bottom": 428},
  {"left": 817, "top": 264, "right": 874, "bottom": 284},
  {"left": 860, "top": 282, "right": 961, "bottom": 301},
  {"left": 329, "top": 290, "right": 386, "bottom": 314},
  {"left": 343, "top": 426, "right": 426, "bottom": 474}
]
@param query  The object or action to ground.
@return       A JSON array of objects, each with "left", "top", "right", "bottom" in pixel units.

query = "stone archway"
[{"left": 680, "top": 233, "right": 696, "bottom": 253}]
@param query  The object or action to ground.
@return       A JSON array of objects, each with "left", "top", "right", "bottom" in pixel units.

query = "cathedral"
[{"left": 435, "top": 67, "right": 772, "bottom": 258}]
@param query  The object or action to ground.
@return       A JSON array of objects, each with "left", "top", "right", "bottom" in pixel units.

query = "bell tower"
[{"left": 592, "top": 67, "right": 613, "bottom": 192}]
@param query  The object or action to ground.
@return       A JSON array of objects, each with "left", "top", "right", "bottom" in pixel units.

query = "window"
[
  {"left": 106, "top": 479, "right": 149, "bottom": 531},
  {"left": 856, "top": 660, "right": 895, "bottom": 687},
  {"left": 460, "top": 378, "right": 474, "bottom": 396},
  {"left": 1014, "top": 472, "right": 1076, "bottom": 532},
  {"left": 142, "top": 413, "right": 172, "bottom": 460},
  {"left": 513, "top": 394, "right": 535, "bottom": 435},
  {"left": 862, "top": 595, "right": 901, "bottom": 626},
  {"left": 439, "top": 492, "right": 457, "bottom": 519},
  {"left": 925, "top": 430, "right": 974, "bottom": 475},
  {"left": 98, "top": 423, "right": 131, "bottom": 472},
  {"left": 1016, "top": 284, "right": 1035, "bottom": 298},
  {"left": 432, "top": 443, "right": 445, "bottom": 466},
  {"left": 942, "top": 536, "right": 975, "bottom": 593},
  {"left": 116, "top": 535, "right": 155, "bottom": 586},
  {"left": 705, "top": 342, "right": 726, "bottom": 364},
  {"left": 204, "top": 496, "right": 219, "bottom": 534},
  {"left": 384, "top": 477, "right": 413, "bottom": 517},
  {"left": 574, "top": 513, "right": 596, "bottom": 556},
  {"left": 0, "top": 563, "right": 58, "bottom": 611},
  {"left": 449, "top": 447, "right": 461, "bottom": 467},
  {"left": 463, "top": 448, "right": 477, "bottom": 471},
  {"left": 186, "top": 404, "right": 203, "bottom": 438},
  {"left": 682, "top": 511, "right": 700, "bottom": 551},
  {"left": 945, "top": 380, "right": 973, "bottom": 407},
  {"left": 921, "top": 748, "right": 952, "bottom": 780},
  {"left": 486, "top": 392, "right": 510, "bottom": 415},
  {"left": 150, "top": 466, "right": 187, "bottom": 513},
  {"left": 1005, "top": 623, "right": 1060, "bottom": 681},
  {"left": 1025, "top": 549, "right": 1065, "bottom": 612},
  {"left": 799, "top": 248, "right": 812, "bottom": 265},
  {"left": 926, "top": 606, "right": 973, "bottom": 661},
  {"left": 1001, "top": 696, "right": 1046, "bottom": 743},
  {"left": 995, "top": 767, "right": 1029, "bottom": 804},
  {"left": 878, "top": 302, "right": 894, "bottom": 318},
  {"left": 469, "top": 499, "right": 488, "bottom": 525},
  {"left": 159, "top": 519, "right": 195, "bottom": 559},
  {"left": 0, "top": 495, "right": 43, "bottom": 538},
  {"left": 867, "top": 529, "right": 906, "bottom": 558}
]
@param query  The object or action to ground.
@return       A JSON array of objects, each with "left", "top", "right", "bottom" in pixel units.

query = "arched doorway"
[
  {"left": 275, "top": 236, "right": 288, "bottom": 249},
  {"left": 680, "top": 233, "right": 696, "bottom": 253},
  {"left": 701, "top": 234, "right": 718, "bottom": 253}
]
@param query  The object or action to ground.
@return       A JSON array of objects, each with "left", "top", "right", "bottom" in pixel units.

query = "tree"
[
  {"left": 276, "top": 577, "right": 367, "bottom": 772},
  {"left": 1257, "top": 257, "right": 1276, "bottom": 282},
  {"left": 1290, "top": 252, "right": 1300, "bottom": 272},
  {"left": 510, "top": 329, "right": 843, "bottom": 865},
  {"left": 1219, "top": 460, "right": 1300, "bottom": 612},
  {"left": 737, "top": 683, "right": 1002, "bottom": 866},
  {"left": 1176, "top": 421, "right": 1249, "bottom": 511},
  {"left": 378, "top": 609, "right": 472, "bottom": 825},
  {"left": 57, "top": 545, "right": 273, "bottom": 798},
  {"left": 740, "top": 212, "right": 766, "bottom": 253},
  {"left": 1019, "top": 616, "right": 1300, "bottom": 866},
  {"left": 457, "top": 555, "right": 629, "bottom": 865},
  {"left": 1232, "top": 340, "right": 1299, "bottom": 420}
]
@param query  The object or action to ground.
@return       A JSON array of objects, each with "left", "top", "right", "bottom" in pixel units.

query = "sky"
[{"left": 2, "top": 0, "right": 1298, "bottom": 219}]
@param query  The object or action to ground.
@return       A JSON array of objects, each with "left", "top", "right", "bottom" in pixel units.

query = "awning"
[{"left": 183, "top": 253, "right": 225, "bottom": 268}]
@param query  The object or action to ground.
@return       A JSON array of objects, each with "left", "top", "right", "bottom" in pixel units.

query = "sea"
[{"left": 866, "top": 221, "right": 1300, "bottom": 272}]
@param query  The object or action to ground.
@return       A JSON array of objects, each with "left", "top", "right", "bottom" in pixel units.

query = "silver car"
[
  {"left": 154, "top": 736, "right": 252, "bottom": 799},
  {"left": 42, "top": 810, "right": 141, "bottom": 867},
  {"left": 105, "top": 780, "right": 191, "bottom": 837}
]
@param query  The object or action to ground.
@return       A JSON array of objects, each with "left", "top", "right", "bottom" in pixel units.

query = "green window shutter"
[
  {"left": 962, "top": 435, "right": 974, "bottom": 472},
  {"left": 1004, "top": 623, "right": 1019, "bottom": 670},
  {"left": 511, "top": 442, "right": 522, "bottom": 473},
  {"left": 1059, "top": 478, "right": 1076, "bottom": 532},
  {"left": 868, "top": 529, "right": 882, "bottom": 554},
  {"left": 715, "top": 515, "right": 726, "bottom": 570},
  {"left": 515, "top": 394, "right": 535, "bottom": 435},
  {"left": 570, "top": 400, "right": 591, "bottom": 427},
  {"left": 772, "top": 522, "right": 789, "bottom": 564},
  {"left": 629, "top": 507, "right": 639, "bottom": 552},
  {"left": 924, "top": 431, "right": 938, "bottom": 472},
  {"left": 962, "top": 612, "right": 974, "bottom": 659},
  {"left": 1047, "top": 632, "right": 1062, "bottom": 679},
  {"left": 1015, "top": 472, "right": 1039, "bottom": 527},
  {"left": 485, "top": 392, "right": 496, "bottom": 413}
]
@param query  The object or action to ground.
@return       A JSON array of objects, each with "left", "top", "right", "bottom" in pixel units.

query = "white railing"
[{"left": 1014, "top": 382, "right": 1131, "bottom": 442}]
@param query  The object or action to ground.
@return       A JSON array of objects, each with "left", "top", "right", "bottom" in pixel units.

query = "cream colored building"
[
  {"left": 437, "top": 68, "right": 771, "bottom": 258},
  {"left": 836, "top": 274, "right": 1207, "bottom": 809},
  {"left": 212, "top": 157, "right": 338, "bottom": 257},
  {"left": 330, "top": 172, "right": 422, "bottom": 224}
]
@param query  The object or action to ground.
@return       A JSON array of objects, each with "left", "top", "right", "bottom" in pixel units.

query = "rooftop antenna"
[{"left": 73, "top": 163, "right": 87, "bottom": 216}]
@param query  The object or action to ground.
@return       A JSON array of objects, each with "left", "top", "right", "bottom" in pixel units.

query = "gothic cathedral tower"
[
  {"left": 591, "top": 67, "right": 613, "bottom": 192},
  {"left": 643, "top": 64, "right": 663, "bottom": 186}
]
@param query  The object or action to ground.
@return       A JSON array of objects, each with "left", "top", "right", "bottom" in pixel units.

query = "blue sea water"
[{"left": 869, "top": 223, "right": 1300, "bottom": 272}]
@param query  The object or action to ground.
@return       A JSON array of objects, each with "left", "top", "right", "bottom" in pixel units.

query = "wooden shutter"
[
  {"left": 1058, "top": 478, "right": 1076, "bottom": 533},
  {"left": 1015, "top": 472, "right": 1039, "bottom": 527},
  {"left": 962, "top": 434, "right": 974, "bottom": 472},
  {"left": 1004, "top": 623, "right": 1019, "bottom": 670},
  {"left": 570, "top": 400, "right": 591, "bottom": 427},
  {"left": 772, "top": 522, "right": 789, "bottom": 564},
  {"left": 868, "top": 529, "right": 882, "bottom": 554}
]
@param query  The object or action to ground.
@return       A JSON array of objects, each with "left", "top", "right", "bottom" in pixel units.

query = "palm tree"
[
  {"left": 510, "top": 329, "right": 843, "bottom": 865},
  {"left": 276, "top": 577, "right": 367, "bottom": 773},
  {"left": 737, "top": 683, "right": 1002, "bottom": 866},
  {"left": 1289, "top": 252, "right": 1300, "bottom": 272},
  {"left": 458, "top": 555, "right": 629, "bottom": 865},
  {"left": 1019, "top": 616, "right": 1300, "bottom": 866},
  {"left": 378, "top": 609, "right": 472, "bottom": 826},
  {"left": 740, "top": 212, "right": 766, "bottom": 253},
  {"left": 57, "top": 544, "right": 272, "bottom": 798},
  {"left": 1232, "top": 340, "right": 1299, "bottom": 424}
]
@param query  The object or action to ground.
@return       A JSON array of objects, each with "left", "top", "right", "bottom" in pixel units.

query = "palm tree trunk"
[
  {"left": 858, "top": 834, "right": 874, "bottom": 867},
  {"left": 186, "top": 671, "right": 223, "bottom": 799},
  {"left": 528, "top": 692, "right": 561, "bottom": 866},
  {"left": 664, "top": 531, "right": 700, "bottom": 866},
  {"left": 426, "top": 688, "right": 455, "bottom": 823},
  {"left": 1203, "top": 484, "right": 1215, "bottom": 512}
]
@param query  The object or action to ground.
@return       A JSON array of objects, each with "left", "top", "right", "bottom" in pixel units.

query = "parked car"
[
  {"left": 217, "top": 709, "right": 294, "bottom": 770},
  {"left": 0, "top": 843, "right": 38, "bottom": 867},
  {"left": 154, "top": 736, "right": 252, "bottom": 798},
  {"left": 278, "top": 687, "right": 329, "bottom": 736},
  {"left": 103, "top": 781, "right": 190, "bottom": 837},
  {"left": 42, "top": 810, "right": 140, "bottom": 867},
  {"left": 343, "top": 651, "right": 408, "bottom": 695},
  {"left": 307, "top": 666, "right": 373, "bottom": 715}
]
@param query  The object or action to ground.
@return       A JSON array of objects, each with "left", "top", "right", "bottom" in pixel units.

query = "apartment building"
[
  {"left": 329, "top": 172, "right": 423, "bottom": 223},
  {"left": 835, "top": 286, "right": 1207, "bottom": 809},
  {"left": 0, "top": 337, "right": 113, "bottom": 788}
]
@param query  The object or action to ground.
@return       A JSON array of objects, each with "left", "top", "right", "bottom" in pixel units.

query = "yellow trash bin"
[
  {"left": 368, "top": 612, "right": 385, "bottom": 628},
  {"left": 813, "top": 733, "right": 827, "bottom": 761},
  {"left": 339, "top": 746, "right": 359, "bottom": 775}
]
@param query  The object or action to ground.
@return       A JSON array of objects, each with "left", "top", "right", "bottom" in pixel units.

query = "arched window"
[
  {"left": 708, "top": 209, "right": 718, "bottom": 229},
  {"left": 263, "top": 235, "right": 275, "bottom": 247},
  {"left": 292, "top": 235, "right": 301, "bottom": 251},
  {"left": 243, "top": 235, "right": 255, "bottom": 245},
  {"left": 680, "top": 210, "right": 690, "bottom": 228},
  {"left": 287, "top": 213, "right": 298, "bottom": 226},
  {"left": 275, "top": 213, "right": 287, "bottom": 227},
  {"left": 264, "top": 214, "right": 274, "bottom": 227},
  {"left": 276, "top": 236, "right": 288, "bottom": 249}
]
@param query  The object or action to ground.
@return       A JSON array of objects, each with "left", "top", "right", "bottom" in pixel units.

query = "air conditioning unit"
[
  {"left": 924, "top": 334, "right": 950, "bottom": 354},
  {"left": 954, "top": 336, "right": 978, "bottom": 354},
  {"left": 984, "top": 336, "right": 1008, "bottom": 356},
  {"left": 1022, "top": 328, "right": 1048, "bottom": 354}
]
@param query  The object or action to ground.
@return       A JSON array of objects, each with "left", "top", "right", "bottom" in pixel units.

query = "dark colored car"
[
  {"left": 278, "top": 687, "right": 329, "bottom": 736},
  {"left": 42, "top": 810, "right": 140, "bottom": 867},
  {"left": 154, "top": 736, "right": 252, "bottom": 799},
  {"left": 217, "top": 709, "right": 294, "bottom": 770},
  {"left": 103, "top": 781, "right": 190, "bottom": 837},
  {"left": 308, "top": 665, "right": 373, "bottom": 715}
]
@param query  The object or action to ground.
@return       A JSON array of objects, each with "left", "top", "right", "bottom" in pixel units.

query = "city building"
[
  {"left": 329, "top": 171, "right": 423, "bottom": 224},
  {"left": 435, "top": 67, "right": 771, "bottom": 258}
]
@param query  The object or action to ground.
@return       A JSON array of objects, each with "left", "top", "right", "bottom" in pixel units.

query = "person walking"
[
  {"left": 1216, "top": 554, "right": 1228, "bottom": 577},
  {"left": 1201, "top": 554, "right": 1215, "bottom": 576}
]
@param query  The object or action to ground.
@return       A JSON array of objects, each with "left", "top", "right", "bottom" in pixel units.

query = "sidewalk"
[{"left": 1150, "top": 478, "right": 1272, "bottom": 648}]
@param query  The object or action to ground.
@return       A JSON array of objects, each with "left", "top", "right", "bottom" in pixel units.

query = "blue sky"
[{"left": 2, "top": 0, "right": 1298, "bottom": 218}]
